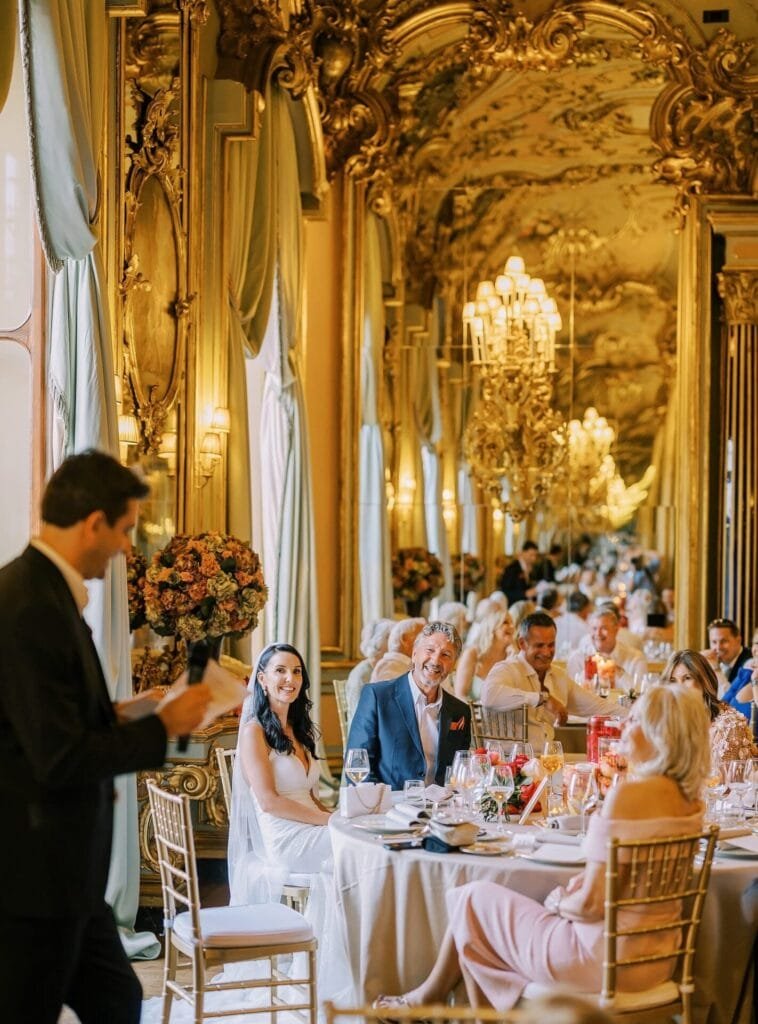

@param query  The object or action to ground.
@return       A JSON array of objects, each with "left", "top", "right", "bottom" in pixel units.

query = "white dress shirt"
[
  {"left": 566, "top": 636, "right": 647, "bottom": 690},
  {"left": 406, "top": 673, "right": 442, "bottom": 785},
  {"left": 481, "top": 652, "right": 624, "bottom": 748},
  {"left": 30, "top": 538, "right": 89, "bottom": 615}
]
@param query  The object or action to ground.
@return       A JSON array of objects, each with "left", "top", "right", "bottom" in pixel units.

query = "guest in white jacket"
[
  {"left": 566, "top": 605, "right": 647, "bottom": 690},
  {"left": 481, "top": 611, "right": 625, "bottom": 748}
]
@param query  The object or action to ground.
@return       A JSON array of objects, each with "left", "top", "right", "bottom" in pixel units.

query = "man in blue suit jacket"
[{"left": 346, "top": 621, "right": 471, "bottom": 789}]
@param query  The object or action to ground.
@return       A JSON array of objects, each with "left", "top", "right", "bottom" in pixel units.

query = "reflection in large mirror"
[{"left": 385, "top": 13, "right": 680, "bottom": 595}]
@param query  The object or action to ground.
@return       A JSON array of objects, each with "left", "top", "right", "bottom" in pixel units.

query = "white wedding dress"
[{"left": 140, "top": 749, "right": 353, "bottom": 1024}]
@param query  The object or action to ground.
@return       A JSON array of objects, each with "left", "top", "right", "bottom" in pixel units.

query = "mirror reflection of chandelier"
[{"left": 462, "top": 255, "right": 567, "bottom": 521}]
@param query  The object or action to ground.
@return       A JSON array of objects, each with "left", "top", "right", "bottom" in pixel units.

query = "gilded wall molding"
[{"left": 717, "top": 269, "right": 758, "bottom": 324}]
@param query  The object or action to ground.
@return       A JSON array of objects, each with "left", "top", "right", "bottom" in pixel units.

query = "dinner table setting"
[{"left": 331, "top": 743, "right": 758, "bottom": 1024}]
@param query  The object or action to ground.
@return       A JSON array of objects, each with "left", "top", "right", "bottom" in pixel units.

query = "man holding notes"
[
  {"left": 346, "top": 621, "right": 471, "bottom": 790},
  {"left": 481, "top": 611, "right": 624, "bottom": 748}
]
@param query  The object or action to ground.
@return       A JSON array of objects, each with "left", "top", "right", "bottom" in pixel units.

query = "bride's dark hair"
[{"left": 252, "top": 643, "right": 319, "bottom": 758}]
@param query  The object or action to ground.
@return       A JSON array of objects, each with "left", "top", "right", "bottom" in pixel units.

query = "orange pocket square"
[{"left": 449, "top": 716, "right": 466, "bottom": 731}]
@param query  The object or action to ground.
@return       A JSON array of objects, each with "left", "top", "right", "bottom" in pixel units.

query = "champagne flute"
[
  {"left": 486, "top": 762, "right": 515, "bottom": 834},
  {"left": 567, "top": 764, "right": 599, "bottom": 836},
  {"left": 344, "top": 748, "right": 370, "bottom": 785},
  {"left": 541, "top": 740, "right": 564, "bottom": 794}
]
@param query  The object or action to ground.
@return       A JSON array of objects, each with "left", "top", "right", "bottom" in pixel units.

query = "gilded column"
[{"left": 717, "top": 269, "right": 758, "bottom": 637}]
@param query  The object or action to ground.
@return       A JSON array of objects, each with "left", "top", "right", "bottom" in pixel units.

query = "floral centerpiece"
[
  {"left": 131, "top": 645, "right": 187, "bottom": 694},
  {"left": 475, "top": 747, "right": 546, "bottom": 817},
  {"left": 144, "top": 532, "right": 267, "bottom": 645},
  {"left": 392, "top": 547, "right": 444, "bottom": 616},
  {"left": 126, "top": 544, "right": 148, "bottom": 631},
  {"left": 450, "top": 552, "right": 485, "bottom": 595}
]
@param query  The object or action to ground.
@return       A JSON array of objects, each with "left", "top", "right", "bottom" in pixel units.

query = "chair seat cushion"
[
  {"left": 523, "top": 980, "right": 680, "bottom": 1012},
  {"left": 173, "top": 903, "right": 314, "bottom": 948}
]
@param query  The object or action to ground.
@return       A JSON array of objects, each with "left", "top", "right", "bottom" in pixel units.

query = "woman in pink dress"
[{"left": 376, "top": 685, "right": 709, "bottom": 1011}]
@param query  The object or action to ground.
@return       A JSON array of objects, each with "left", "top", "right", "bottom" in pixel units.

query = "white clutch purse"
[{"left": 339, "top": 783, "right": 392, "bottom": 818}]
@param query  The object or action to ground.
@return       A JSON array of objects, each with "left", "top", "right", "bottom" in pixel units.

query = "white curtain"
[
  {"left": 19, "top": 0, "right": 157, "bottom": 958},
  {"left": 417, "top": 299, "right": 452, "bottom": 598},
  {"left": 457, "top": 462, "right": 479, "bottom": 554},
  {"left": 259, "top": 88, "right": 321, "bottom": 720},
  {"left": 359, "top": 213, "right": 393, "bottom": 623}
]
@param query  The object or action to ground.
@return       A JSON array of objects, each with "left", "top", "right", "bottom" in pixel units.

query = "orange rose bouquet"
[
  {"left": 391, "top": 546, "right": 444, "bottom": 602},
  {"left": 450, "top": 552, "right": 485, "bottom": 594},
  {"left": 144, "top": 532, "right": 267, "bottom": 642}
]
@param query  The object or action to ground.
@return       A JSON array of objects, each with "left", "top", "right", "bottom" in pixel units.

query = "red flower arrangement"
[
  {"left": 126, "top": 544, "right": 147, "bottom": 631},
  {"left": 144, "top": 532, "right": 267, "bottom": 642},
  {"left": 391, "top": 546, "right": 445, "bottom": 602},
  {"left": 450, "top": 552, "right": 485, "bottom": 594},
  {"left": 475, "top": 747, "right": 544, "bottom": 816}
]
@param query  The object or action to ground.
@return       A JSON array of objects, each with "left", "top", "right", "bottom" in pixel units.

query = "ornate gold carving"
[{"left": 717, "top": 270, "right": 758, "bottom": 325}]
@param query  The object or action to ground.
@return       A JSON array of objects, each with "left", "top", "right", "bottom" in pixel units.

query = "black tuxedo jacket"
[
  {"left": 346, "top": 674, "right": 471, "bottom": 790},
  {"left": 498, "top": 559, "right": 533, "bottom": 605},
  {"left": 0, "top": 546, "right": 167, "bottom": 918}
]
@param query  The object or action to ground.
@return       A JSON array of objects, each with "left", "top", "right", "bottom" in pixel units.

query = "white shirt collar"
[
  {"left": 407, "top": 671, "right": 443, "bottom": 712},
  {"left": 31, "top": 538, "right": 89, "bottom": 616}
]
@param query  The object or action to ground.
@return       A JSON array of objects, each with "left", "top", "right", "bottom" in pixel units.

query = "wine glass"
[
  {"left": 704, "top": 764, "right": 727, "bottom": 822},
  {"left": 567, "top": 763, "right": 599, "bottom": 836},
  {"left": 344, "top": 748, "right": 369, "bottom": 785},
  {"left": 541, "top": 740, "right": 564, "bottom": 794},
  {"left": 504, "top": 740, "right": 534, "bottom": 763},
  {"left": 485, "top": 762, "right": 515, "bottom": 834},
  {"left": 726, "top": 760, "right": 749, "bottom": 821}
]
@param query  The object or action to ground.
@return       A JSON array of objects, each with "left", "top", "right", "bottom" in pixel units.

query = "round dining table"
[{"left": 329, "top": 813, "right": 757, "bottom": 1024}]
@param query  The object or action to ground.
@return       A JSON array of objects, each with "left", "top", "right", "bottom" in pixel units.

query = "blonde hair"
[
  {"left": 388, "top": 618, "right": 425, "bottom": 652},
  {"left": 509, "top": 599, "right": 536, "bottom": 630},
  {"left": 468, "top": 608, "right": 512, "bottom": 658},
  {"left": 360, "top": 618, "right": 394, "bottom": 661},
  {"left": 630, "top": 684, "right": 710, "bottom": 801}
]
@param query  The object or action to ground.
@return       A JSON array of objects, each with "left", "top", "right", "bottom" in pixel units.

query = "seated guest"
[
  {"left": 539, "top": 543, "right": 563, "bottom": 583},
  {"left": 507, "top": 598, "right": 537, "bottom": 632},
  {"left": 481, "top": 611, "right": 623, "bottom": 748},
  {"left": 566, "top": 605, "right": 647, "bottom": 691},
  {"left": 723, "top": 627, "right": 757, "bottom": 722},
  {"left": 437, "top": 601, "right": 470, "bottom": 643},
  {"left": 537, "top": 586, "right": 563, "bottom": 620},
  {"left": 661, "top": 649, "right": 757, "bottom": 763},
  {"left": 370, "top": 617, "right": 424, "bottom": 682},
  {"left": 498, "top": 541, "right": 540, "bottom": 605},
  {"left": 345, "top": 618, "right": 394, "bottom": 724},
  {"left": 375, "top": 684, "right": 708, "bottom": 1012},
  {"left": 555, "top": 590, "right": 591, "bottom": 653},
  {"left": 346, "top": 621, "right": 471, "bottom": 789},
  {"left": 701, "top": 617, "right": 751, "bottom": 697},
  {"left": 454, "top": 609, "right": 515, "bottom": 703}
]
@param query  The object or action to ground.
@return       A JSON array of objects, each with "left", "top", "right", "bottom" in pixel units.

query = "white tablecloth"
[{"left": 330, "top": 817, "right": 756, "bottom": 1024}]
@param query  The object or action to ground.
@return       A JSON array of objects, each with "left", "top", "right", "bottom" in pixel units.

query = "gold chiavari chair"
[
  {"left": 148, "top": 782, "right": 317, "bottom": 1024},
  {"left": 524, "top": 826, "right": 719, "bottom": 1023},
  {"left": 471, "top": 702, "right": 529, "bottom": 747},
  {"left": 332, "top": 678, "right": 351, "bottom": 754},
  {"left": 324, "top": 1001, "right": 527, "bottom": 1024}
]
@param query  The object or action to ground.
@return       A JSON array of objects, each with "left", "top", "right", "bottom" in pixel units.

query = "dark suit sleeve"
[
  {"left": 344, "top": 684, "right": 381, "bottom": 783},
  {"left": 0, "top": 597, "right": 166, "bottom": 789}
]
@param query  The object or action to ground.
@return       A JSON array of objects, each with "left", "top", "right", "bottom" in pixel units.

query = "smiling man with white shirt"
[
  {"left": 346, "top": 621, "right": 471, "bottom": 789},
  {"left": 566, "top": 605, "right": 647, "bottom": 690},
  {"left": 481, "top": 611, "right": 624, "bottom": 748}
]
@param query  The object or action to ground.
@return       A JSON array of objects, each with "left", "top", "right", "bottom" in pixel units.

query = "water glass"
[
  {"left": 567, "top": 763, "right": 599, "bottom": 836},
  {"left": 486, "top": 762, "right": 515, "bottom": 834},
  {"left": 726, "top": 760, "right": 749, "bottom": 821},
  {"left": 403, "top": 779, "right": 426, "bottom": 808},
  {"left": 344, "top": 748, "right": 370, "bottom": 785}
]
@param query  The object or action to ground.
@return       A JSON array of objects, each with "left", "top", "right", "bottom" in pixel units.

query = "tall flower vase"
[{"left": 405, "top": 598, "right": 423, "bottom": 618}]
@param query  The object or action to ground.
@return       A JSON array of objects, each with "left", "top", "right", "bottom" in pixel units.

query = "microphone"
[{"left": 177, "top": 641, "right": 211, "bottom": 753}]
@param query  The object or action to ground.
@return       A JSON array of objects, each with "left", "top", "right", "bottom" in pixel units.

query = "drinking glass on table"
[
  {"left": 725, "top": 760, "right": 749, "bottom": 821},
  {"left": 452, "top": 751, "right": 478, "bottom": 813},
  {"left": 485, "top": 762, "right": 515, "bottom": 834},
  {"left": 567, "top": 763, "right": 599, "bottom": 836},
  {"left": 704, "top": 764, "right": 727, "bottom": 822},
  {"left": 344, "top": 748, "right": 370, "bottom": 785},
  {"left": 541, "top": 740, "right": 564, "bottom": 794},
  {"left": 504, "top": 740, "right": 534, "bottom": 763},
  {"left": 403, "top": 779, "right": 426, "bottom": 808}
]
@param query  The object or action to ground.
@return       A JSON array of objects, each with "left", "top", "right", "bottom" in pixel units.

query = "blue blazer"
[{"left": 345, "top": 674, "right": 471, "bottom": 790}]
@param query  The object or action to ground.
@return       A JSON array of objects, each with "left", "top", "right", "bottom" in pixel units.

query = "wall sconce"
[
  {"left": 118, "top": 412, "right": 140, "bottom": 463},
  {"left": 198, "top": 430, "right": 222, "bottom": 484},
  {"left": 158, "top": 430, "right": 177, "bottom": 476}
]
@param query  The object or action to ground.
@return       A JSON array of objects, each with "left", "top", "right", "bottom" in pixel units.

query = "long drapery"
[
  {"left": 19, "top": 0, "right": 157, "bottom": 958},
  {"left": 258, "top": 87, "right": 322, "bottom": 721},
  {"left": 359, "top": 213, "right": 393, "bottom": 623}
]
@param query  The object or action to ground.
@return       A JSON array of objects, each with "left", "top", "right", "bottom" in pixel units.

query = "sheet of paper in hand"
[{"left": 159, "top": 659, "right": 248, "bottom": 729}]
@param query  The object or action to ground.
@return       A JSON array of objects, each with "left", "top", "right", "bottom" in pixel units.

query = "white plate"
[
  {"left": 460, "top": 841, "right": 512, "bottom": 856},
  {"left": 522, "top": 843, "right": 586, "bottom": 866},
  {"left": 351, "top": 815, "right": 423, "bottom": 835}
]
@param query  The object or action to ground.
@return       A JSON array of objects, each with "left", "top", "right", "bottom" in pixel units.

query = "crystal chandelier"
[{"left": 462, "top": 256, "right": 567, "bottom": 521}]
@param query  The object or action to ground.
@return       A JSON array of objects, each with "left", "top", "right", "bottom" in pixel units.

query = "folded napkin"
[
  {"left": 428, "top": 818, "right": 478, "bottom": 847},
  {"left": 339, "top": 783, "right": 392, "bottom": 818},
  {"left": 386, "top": 801, "right": 430, "bottom": 828},
  {"left": 718, "top": 833, "right": 758, "bottom": 854},
  {"left": 535, "top": 830, "right": 583, "bottom": 847}
]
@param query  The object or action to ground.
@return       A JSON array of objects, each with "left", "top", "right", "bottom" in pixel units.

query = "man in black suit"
[
  {"left": 346, "top": 621, "right": 471, "bottom": 790},
  {"left": 498, "top": 540, "right": 540, "bottom": 606},
  {"left": 0, "top": 451, "right": 212, "bottom": 1024}
]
